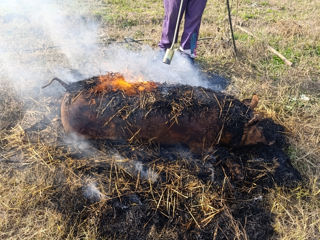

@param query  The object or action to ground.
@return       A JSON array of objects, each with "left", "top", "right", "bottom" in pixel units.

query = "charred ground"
[{"left": 43, "top": 129, "right": 301, "bottom": 240}]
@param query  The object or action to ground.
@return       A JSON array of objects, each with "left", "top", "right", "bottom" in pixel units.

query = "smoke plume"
[
  {"left": 0, "top": 0, "right": 219, "bottom": 97},
  {"left": 0, "top": 0, "right": 103, "bottom": 94}
]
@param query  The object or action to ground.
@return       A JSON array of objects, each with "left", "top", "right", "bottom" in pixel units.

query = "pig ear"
[
  {"left": 249, "top": 94, "right": 259, "bottom": 109},
  {"left": 242, "top": 94, "right": 259, "bottom": 110}
]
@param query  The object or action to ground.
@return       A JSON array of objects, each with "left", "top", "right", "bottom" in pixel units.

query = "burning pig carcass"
[{"left": 44, "top": 72, "right": 282, "bottom": 152}]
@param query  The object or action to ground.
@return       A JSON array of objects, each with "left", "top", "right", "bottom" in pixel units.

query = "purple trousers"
[{"left": 159, "top": 0, "right": 207, "bottom": 57}]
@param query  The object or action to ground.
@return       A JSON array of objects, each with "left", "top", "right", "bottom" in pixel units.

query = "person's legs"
[
  {"left": 158, "top": 0, "right": 188, "bottom": 50},
  {"left": 180, "top": 0, "right": 207, "bottom": 58}
]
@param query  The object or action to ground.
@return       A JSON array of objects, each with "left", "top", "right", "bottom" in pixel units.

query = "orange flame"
[{"left": 91, "top": 72, "right": 157, "bottom": 95}]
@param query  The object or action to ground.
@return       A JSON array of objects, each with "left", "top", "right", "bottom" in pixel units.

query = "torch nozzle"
[{"left": 162, "top": 48, "right": 175, "bottom": 65}]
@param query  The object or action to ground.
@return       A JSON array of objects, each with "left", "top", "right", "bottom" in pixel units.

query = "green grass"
[{"left": 94, "top": 0, "right": 163, "bottom": 26}]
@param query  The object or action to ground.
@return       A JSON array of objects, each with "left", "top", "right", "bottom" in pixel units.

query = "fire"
[{"left": 91, "top": 72, "right": 157, "bottom": 95}]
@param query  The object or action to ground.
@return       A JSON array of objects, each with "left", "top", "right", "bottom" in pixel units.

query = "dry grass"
[{"left": 1, "top": 0, "right": 319, "bottom": 239}]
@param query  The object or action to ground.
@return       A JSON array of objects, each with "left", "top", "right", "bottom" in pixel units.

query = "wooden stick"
[
  {"left": 236, "top": 25, "right": 293, "bottom": 66},
  {"left": 266, "top": 46, "right": 293, "bottom": 66}
]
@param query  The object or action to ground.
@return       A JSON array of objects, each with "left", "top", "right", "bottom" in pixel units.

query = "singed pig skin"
[{"left": 61, "top": 82, "right": 269, "bottom": 152}]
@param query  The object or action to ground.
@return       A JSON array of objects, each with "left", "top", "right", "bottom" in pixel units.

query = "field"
[{"left": 0, "top": 0, "right": 319, "bottom": 239}]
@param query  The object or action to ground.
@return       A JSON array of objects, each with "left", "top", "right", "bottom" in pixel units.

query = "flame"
[{"left": 91, "top": 72, "right": 157, "bottom": 95}]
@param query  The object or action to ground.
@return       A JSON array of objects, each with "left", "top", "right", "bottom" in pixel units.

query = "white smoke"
[
  {"left": 64, "top": 133, "right": 91, "bottom": 151},
  {"left": 102, "top": 45, "right": 210, "bottom": 88},
  {"left": 0, "top": 0, "right": 105, "bottom": 94},
  {"left": 112, "top": 154, "right": 159, "bottom": 183},
  {"left": 0, "top": 0, "right": 220, "bottom": 97},
  {"left": 134, "top": 161, "right": 159, "bottom": 183},
  {"left": 83, "top": 181, "right": 105, "bottom": 202}
]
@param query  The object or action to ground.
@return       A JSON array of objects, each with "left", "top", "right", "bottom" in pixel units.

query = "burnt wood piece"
[{"left": 59, "top": 73, "right": 276, "bottom": 152}]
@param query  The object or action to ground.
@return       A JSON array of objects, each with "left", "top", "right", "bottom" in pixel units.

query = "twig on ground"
[{"left": 236, "top": 25, "right": 293, "bottom": 66}]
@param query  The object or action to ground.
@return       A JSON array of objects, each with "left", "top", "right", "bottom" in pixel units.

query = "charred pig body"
[{"left": 48, "top": 73, "right": 281, "bottom": 152}]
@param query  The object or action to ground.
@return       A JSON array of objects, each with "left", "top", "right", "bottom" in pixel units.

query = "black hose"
[{"left": 42, "top": 77, "right": 69, "bottom": 90}]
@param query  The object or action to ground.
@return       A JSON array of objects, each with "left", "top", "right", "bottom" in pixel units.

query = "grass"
[{"left": 1, "top": 0, "right": 320, "bottom": 239}]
